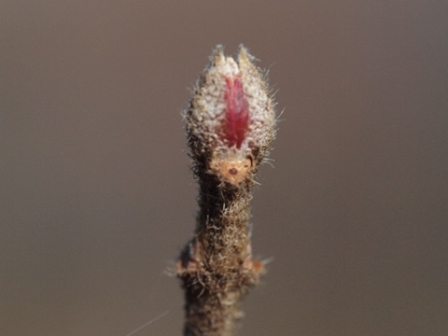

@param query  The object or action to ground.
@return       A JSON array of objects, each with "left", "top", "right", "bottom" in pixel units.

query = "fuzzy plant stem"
[{"left": 177, "top": 45, "right": 276, "bottom": 336}]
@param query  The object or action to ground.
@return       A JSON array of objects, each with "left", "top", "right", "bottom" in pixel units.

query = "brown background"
[{"left": 2, "top": 1, "right": 448, "bottom": 335}]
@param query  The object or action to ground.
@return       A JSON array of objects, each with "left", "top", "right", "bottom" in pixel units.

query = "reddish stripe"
[{"left": 223, "top": 76, "right": 249, "bottom": 148}]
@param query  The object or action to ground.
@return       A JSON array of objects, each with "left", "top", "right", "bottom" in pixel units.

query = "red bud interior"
[{"left": 223, "top": 76, "right": 249, "bottom": 148}]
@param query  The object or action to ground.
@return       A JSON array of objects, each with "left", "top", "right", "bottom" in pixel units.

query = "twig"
[{"left": 177, "top": 45, "right": 277, "bottom": 336}]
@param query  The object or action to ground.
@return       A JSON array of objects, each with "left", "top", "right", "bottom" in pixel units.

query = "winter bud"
[{"left": 185, "top": 45, "right": 276, "bottom": 185}]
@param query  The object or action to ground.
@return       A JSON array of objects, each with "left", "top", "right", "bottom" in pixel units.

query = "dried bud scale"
[{"left": 177, "top": 45, "right": 276, "bottom": 336}]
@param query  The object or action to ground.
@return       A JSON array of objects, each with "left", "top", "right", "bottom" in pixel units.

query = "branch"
[{"left": 177, "top": 45, "right": 276, "bottom": 336}]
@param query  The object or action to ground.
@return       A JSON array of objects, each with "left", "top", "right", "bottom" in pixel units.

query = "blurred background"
[{"left": 1, "top": 1, "right": 448, "bottom": 335}]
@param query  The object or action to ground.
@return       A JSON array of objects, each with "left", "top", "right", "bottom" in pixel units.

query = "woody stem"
[{"left": 178, "top": 161, "right": 260, "bottom": 336}]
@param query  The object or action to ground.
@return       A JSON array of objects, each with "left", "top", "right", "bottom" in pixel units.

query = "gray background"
[{"left": 2, "top": 1, "right": 448, "bottom": 335}]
